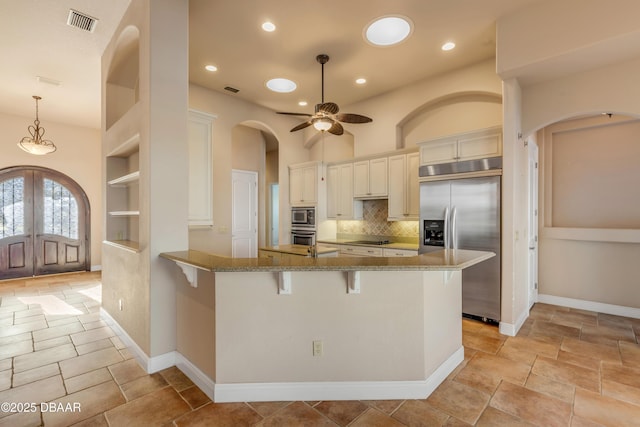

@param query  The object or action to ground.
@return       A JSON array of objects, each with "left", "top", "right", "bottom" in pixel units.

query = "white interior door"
[
  {"left": 527, "top": 140, "right": 539, "bottom": 308},
  {"left": 232, "top": 170, "right": 257, "bottom": 258}
]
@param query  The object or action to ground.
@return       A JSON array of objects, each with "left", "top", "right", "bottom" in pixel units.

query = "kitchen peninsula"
[{"left": 160, "top": 249, "right": 494, "bottom": 403}]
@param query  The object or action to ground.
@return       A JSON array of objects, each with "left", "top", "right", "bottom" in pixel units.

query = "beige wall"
[{"left": 0, "top": 111, "right": 103, "bottom": 270}]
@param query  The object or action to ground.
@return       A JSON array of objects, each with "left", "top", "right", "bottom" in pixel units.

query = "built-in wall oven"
[{"left": 291, "top": 207, "right": 316, "bottom": 245}]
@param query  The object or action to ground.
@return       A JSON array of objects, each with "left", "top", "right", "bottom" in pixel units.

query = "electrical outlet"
[
  {"left": 118, "top": 298, "right": 123, "bottom": 311},
  {"left": 313, "top": 340, "right": 323, "bottom": 357}
]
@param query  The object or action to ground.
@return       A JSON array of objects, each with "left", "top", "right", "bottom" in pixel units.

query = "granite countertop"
[
  {"left": 259, "top": 244, "right": 338, "bottom": 256},
  {"left": 159, "top": 249, "right": 494, "bottom": 273},
  {"left": 317, "top": 238, "right": 419, "bottom": 251}
]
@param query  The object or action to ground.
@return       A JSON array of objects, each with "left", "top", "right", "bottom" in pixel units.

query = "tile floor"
[{"left": 0, "top": 272, "right": 639, "bottom": 426}]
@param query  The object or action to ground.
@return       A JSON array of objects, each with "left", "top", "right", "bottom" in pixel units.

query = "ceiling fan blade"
[
  {"left": 336, "top": 113, "right": 373, "bottom": 124},
  {"left": 277, "top": 111, "right": 313, "bottom": 117},
  {"left": 327, "top": 121, "right": 344, "bottom": 136},
  {"left": 290, "top": 121, "right": 313, "bottom": 132},
  {"left": 317, "top": 102, "right": 339, "bottom": 115}
]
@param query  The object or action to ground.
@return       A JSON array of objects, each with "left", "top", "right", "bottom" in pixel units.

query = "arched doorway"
[{"left": 0, "top": 166, "right": 90, "bottom": 280}]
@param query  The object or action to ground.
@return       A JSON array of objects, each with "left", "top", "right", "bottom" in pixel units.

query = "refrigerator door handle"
[
  {"left": 443, "top": 207, "right": 450, "bottom": 250},
  {"left": 450, "top": 206, "right": 458, "bottom": 250}
]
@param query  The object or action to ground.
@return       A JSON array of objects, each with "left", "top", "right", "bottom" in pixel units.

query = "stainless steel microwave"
[{"left": 291, "top": 207, "right": 315, "bottom": 229}]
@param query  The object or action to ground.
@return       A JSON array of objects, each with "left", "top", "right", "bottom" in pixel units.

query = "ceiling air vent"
[
  {"left": 224, "top": 86, "right": 240, "bottom": 94},
  {"left": 67, "top": 9, "right": 98, "bottom": 33}
]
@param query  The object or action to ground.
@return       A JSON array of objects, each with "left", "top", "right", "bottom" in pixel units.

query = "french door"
[{"left": 0, "top": 166, "right": 90, "bottom": 280}]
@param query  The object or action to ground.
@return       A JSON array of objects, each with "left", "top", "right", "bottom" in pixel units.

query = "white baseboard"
[
  {"left": 175, "top": 353, "right": 216, "bottom": 401},
  {"left": 100, "top": 308, "right": 176, "bottom": 374},
  {"left": 213, "top": 346, "right": 464, "bottom": 403},
  {"left": 499, "top": 309, "right": 530, "bottom": 337},
  {"left": 537, "top": 294, "right": 640, "bottom": 319}
]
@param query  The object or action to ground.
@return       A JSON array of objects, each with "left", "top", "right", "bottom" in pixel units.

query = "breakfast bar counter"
[{"left": 160, "top": 249, "right": 494, "bottom": 403}]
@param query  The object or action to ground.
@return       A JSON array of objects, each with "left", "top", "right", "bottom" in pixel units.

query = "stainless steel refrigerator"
[{"left": 419, "top": 158, "right": 501, "bottom": 323}]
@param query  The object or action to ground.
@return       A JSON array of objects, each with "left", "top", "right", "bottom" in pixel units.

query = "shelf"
[
  {"left": 103, "top": 240, "right": 140, "bottom": 253},
  {"left": 107, "top": 133, "right": 140, "bottom": 158},
  {"left": 109, "top": 211, "right": 140, "bottom": 217},
  {"left": 108, "top": 171, "right": 140, "bottom": 186}
]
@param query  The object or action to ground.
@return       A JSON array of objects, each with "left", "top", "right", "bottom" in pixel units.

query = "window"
[
  {"left": 43, "top": 178, "right": 79, "bottom": 239},
  {"left": 0, "top": 177, "right": 25, "bottom": 238}
]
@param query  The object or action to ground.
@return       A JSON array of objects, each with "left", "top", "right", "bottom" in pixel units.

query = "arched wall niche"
[
  {"left": 106, "top": 25, "right": 140, "bottom": 129},
  {"left": 398, "top": 92, "right": 502, "bottom": 148}
]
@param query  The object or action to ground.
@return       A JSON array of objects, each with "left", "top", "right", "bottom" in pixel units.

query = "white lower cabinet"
[
  {"left": 339, "top": 245, "right": 383, "bottom": 257},
  {"left": 382, "top": 248, "right": 418, "bottom": 257}
]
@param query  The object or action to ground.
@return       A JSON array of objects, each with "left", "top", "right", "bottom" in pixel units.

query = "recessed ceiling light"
[
  {"left": 441, "top": 42, "right": 456, "bottom": 51},
  {"left": 298, "top": 101, "right": 308, "bottom": 106},
  {"left": 355, "top": 78, "right": 367, "bottom": 85},
  {"left": 262, "top": 21, "right": 276, "bottom": 32},
  {"left": 266, "top": 78, "right": 297, "bottom": 93},
  {"left": 364, "top": 16, "right": 413, "bottom": 46},
  {"left": 205, "top": 65, "right": 218, "bottom": 72}
]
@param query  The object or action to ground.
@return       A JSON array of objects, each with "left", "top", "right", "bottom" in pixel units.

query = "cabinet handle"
[{"left": 367, "top": 250, "right": 374, "bottom": 253}]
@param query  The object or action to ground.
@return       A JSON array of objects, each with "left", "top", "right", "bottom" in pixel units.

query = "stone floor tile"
[
  {"left": 0, "top": 331, "right": 32, "bottom": 346},
  {"left": 557, "top": 350, "right": 602, "bottom": 371},
  {"left": 76, "top": 337, "right": 115, "bottom": 356},
  {"left": 12, "top": 363, "right": 60, "bottom": 387},
  {"left": 0, "top": 370, "right": 11, "bottom": 391},
  {"left": 104, "top": 386, "right": 191, "bottom": 427},
  {"left": 174, "top": 402, "right": 262, "bottom": 427},
  {"left": 65, "top": 368, "right": 113, "bottom": 394},
  {"left": 0, "top": 410, "right": 41, "bottom": 427},
  {"left": 34, "top": 335, "right": 72, "bottom": 351},
  {"left": 581, "top": 324, "right": 637, "bottom": 344},
  {"left": 110, "top": 335, "right": 126, "bottom": 349},
  {"left": 246, "top": 401, "right": 291, "bottom": 417},
  {"left": 32, "top": 320, "right": 84, "bottom": 342},
  {"left": 0, "top": 339, "right": 32, "bottom": 360},
  {"left": 13, "top": 307, "right": 44, "bottom": 319},
  {"left": 392, "top": 400, "right": 449, "bottom": 427},
  {"left": 525, "top": 373, "right": 575, "bottom": 403},
  {"left": 59, "top": 347, "right": 123, "bottom": 378},
  {"left": 0, "top": 318, "right": 47, "bottom": 338},
  {"left": 13, "top": 343, "right": 77, "bottom": 373},
  {"left": 108, "top": 358, "right": 147, "bottom": 386},
  {"left": 361, "top": 400, "right": 404, "bottom": 414},
  {"left": 530, "top": 320, "right": 581, "bottom": 339},
  {"left": 574, "top": 388, "right": 640, "bottom": 427},
  {"left": 47, "top": 315, "right": 81, "bottom": 327},
  {"left": 82, "top": 319, "right": 108, "bottom": 330},
  {"left": 489, "top": 381, "right": 572, "bottom": 427},
  {"left": 0, "top": 375, "right": 66, "bottom": 416},
  {"left": 426, "top": 379, "right": 491, "bottom": 425},
  {"left": 180, "top": 385, "right": 212, "bottom": 410},
  {"left": 121, "top": 373, "right": 168, "bottom": 401},
  {"left": 570, "top": 415, "right": 607, "bottom": 427},
  {"left": 0, "top": 318, "right": 11, "bottom": 327},
  {"left": 454, "top": 352, "right": 531, "bottom": 394},
  {"left": 602, "top": 379, "right": 640, "bottom": 407},
  {"left": 42, "top": 380, "right": 125, "bottom": 427},
  {"left": 159, "top": 365, "right": 195, "bottom": 392},
  {"left": 496, "top": 344, "right": 538, "bottom": 366},
  {"left": 13, "top": 314, "right": 45, "bottom": 325},
  {"left": 314, "top": 400, "right": 369, "bottom": 426},
  {"left": 0, "top": 359, "right": 10, "bottom": 371},
  {"left": 476, "top": 406, "right": 536, "bottom": 427},
  {"left": 561, "top": 337, "right": 622, "bottom": 365},
  {"left": 67, "top": 413, "right": 110, "bottom": 427},
  {"left": 532, "top": 356, "right": 600, "bottom": 392},
  {"left": 601, "top": 362, "right": 640, "bottom": 390},
  {"left": 462, "top": 333, "right": 504, "bottom": 354},
  {"left": 619, "top": 341, "right": 640, "bottom": 367},
  {"left": 349, "top": 407, "right": 404, "bottom": 427},
  {"left": 258, "top": 401, "right": 336, "bottom": 426},
  {"left": 70, "top": 326, "right": 115, "bottom": 346}
]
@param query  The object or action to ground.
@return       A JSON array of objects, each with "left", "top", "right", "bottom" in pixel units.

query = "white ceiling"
[{"left": 0, "top": 0, "right": 545, "bottom": 130}]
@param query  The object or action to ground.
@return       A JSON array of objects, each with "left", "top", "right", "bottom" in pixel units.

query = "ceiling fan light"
[
  {"left": 313, "top": 118, "right": 333, "bottom": 131},
  {"left": 365, "top": 16, "right": 413, "bottom": 46},
  {"left": 266, "top": 78, "right": 297, "bottom": 93}
]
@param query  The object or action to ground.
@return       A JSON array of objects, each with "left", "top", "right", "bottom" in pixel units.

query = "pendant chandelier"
[{"left": 18, "top": 95, "right": 57, "bottom": 155}]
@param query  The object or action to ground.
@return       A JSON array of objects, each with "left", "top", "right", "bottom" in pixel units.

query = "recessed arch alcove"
[
  {"left": 397, "top": 92, "right": 502, "bottom": 149},
  {"left": 106, "top": 25, "right": 140, "bottom": 129}
]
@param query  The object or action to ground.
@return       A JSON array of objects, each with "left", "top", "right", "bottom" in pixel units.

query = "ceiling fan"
[{"left": 277, "top": 54, "right": 373, "bottom": 135}]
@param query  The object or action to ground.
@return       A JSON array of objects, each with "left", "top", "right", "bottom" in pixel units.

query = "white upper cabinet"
[
  {"left": 419, "top": 127, "right": 502, "bottom": 166},
  {"left": 289, "top": 161, "right": 319, "bottom": 206},
  {"left": 188, "top": 110, "right": 214, "bottom": 227},
  {"left": 354, "top": 157, "right": 388, "bottom": 199},
  {"left": 327, "top": 163, "right": 363, "bottom": 220},
  {"left": 388, "top": 152, "right": 419, "bottom": 221}
]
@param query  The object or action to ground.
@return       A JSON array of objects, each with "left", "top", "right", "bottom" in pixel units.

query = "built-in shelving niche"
[{"left": 106, "top": 133, "right": 140, "bottom": 251}]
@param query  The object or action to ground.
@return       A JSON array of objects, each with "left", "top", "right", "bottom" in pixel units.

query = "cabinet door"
[
  {"left": 301, "top": 166, "right": 317, "bottom": 204},
  {"left": 289, "top": 168, "right": 303, "bottom": 204},
  {"left": 369, "top": 158, "right": 388, "bottom": 197},
  {"left": 387, "top": 154, "right": 406, "bottom": 219},
  {"left": 382, "top": 248, "right": 418, "bottom": 257},
  {"left": 457, "top": 132, "right": 502, "bottom": 161},
  {"left": 326, "top": 166, "right": 339, "bottom": 218},
  {"left": 337, "top": 163, "right": 356, "bottom": 218},
  {"left": 419, "top": 139, "right": 458, "bottom": 165},
  {"left": 406, "top": 152, "right": 420, "bottom": 219},
  {"left": 353, "top": 161, "right": 370, "bottom": 197}
]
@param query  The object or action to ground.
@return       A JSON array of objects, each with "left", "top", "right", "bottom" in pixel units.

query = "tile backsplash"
[{"left": 337, "top": 199, "right": 419, "bottom": 242}]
